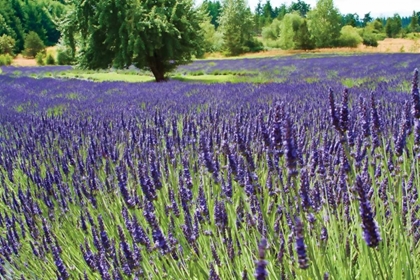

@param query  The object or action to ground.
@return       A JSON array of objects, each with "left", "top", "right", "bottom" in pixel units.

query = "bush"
[
  {"left": 0, "top": 54, "right": 13, "bottom": 66},
  {"left": 24, "top": 31, "right": 45, "bottom": 58},
  {"left": 338, "top": 26, "right": 363, "bottom": 47},
  {"left": 244, "top": 37, "right": 264, "bottom": 53},
  {"left": 362, "top": 32, "right": 378, "bottom": 47},
  {"left": 56, "top": 47, "right": 74, "bottom": 65},
  {"left": 261, "top": 19, "right": 281, "bottom": 41},
  {"left": 46, "top": 53, "right": 56, "bottom": 65},
  {"left": 0, "top": 35, "right": 15, "bottom": 55},
  {"left": 35, "top": 52, "right": 45, "bottom": 65}
]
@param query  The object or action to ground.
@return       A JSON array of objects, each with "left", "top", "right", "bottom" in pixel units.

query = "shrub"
[
  {"left": 0, "top": 54, "right": 13, "bottom": 66},
  {"left": 339, "top": 26, "right": 363, "bottom": 47},
  {"left": 262, "top": 19, "right": 281, "bottom": 41},
  {"left": 35, "top": 52, "right": 45, "bottom": 65},
  {"left": 56, "top": 47, "right": 74, "bottom": 65},
  {"left": 362, "top": 32, "right": 378, "bottom": 47},
  {"left": 24, "top": 32, "right": 45, "bottom": 58},
  {"left": 46, "top": 53, "right": 56, "bottom": 65},
  {"left": 0, "top": 35, "right": 15, "bottom": 55},
  {"left": 244, "top": 37, "right": 264, "bottom": 53}
]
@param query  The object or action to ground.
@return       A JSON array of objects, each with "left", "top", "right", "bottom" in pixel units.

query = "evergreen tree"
[
  {"left": 294, "top": 19, "right": 314, "bottom": 50},
  {"left": 410, "top": 11, "right": 418, "bottom": 32},
  {"left": 385, "top": 14, "right": 402, "bottom": 38},
  {"left": 307, "top": 0, "right": 341, "bottom": 48},
  {"left": 262, "top": 0, "right": 275, "bottom": 24},
  {"left": 219, "top": 0, "right": 260, "bottom": 56},
  {"left": 342, "top": 13, "right": 360, "bottom": 27},
  {"left": 288, "top": 0, "right": 311, "bottom": 17},
  {"left": 275, "top": 4, "right": 287, "bottom": 20},
  {"left": 202, "top": 0, "right": 222, "bottom": 28},
  {"left": 24, "top": 31, "right": 45, "bottom": 57},
  {"left": 0, "top": 0, "right": 26, "bottom": 52},
  {"left": 61, "top": 0, "right": 204, "bottom": 82},
  {"left": 362, "top": 12, "right": 373, "bottom": 27}
]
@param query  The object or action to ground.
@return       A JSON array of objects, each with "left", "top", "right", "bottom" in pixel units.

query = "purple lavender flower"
[
  {"left": 209, "top": 262, "right": 221, "bottom": 280},
  {"left": 340, "top": 88, "right": 350, "bottom": 133},
  {"left": 329, "top": 88, "right": 341, "bottom": 134},
  {"left": 354, "top": 175, "right": 381, "bottom": 247},
  {"left": 283, "top": 116, "right": 298, "bottom": 177},
  {"left": 411, "top": 68, "right": 420, "bottom": 118},
  {"left": 295, "top": 217, "right": 309, "bottom": 269},
  {"left": 52, "top": 245, "right": 70, "bottom": 279},
  {"left": 254, "top": 238, "right": 268, "bottom": 280}
]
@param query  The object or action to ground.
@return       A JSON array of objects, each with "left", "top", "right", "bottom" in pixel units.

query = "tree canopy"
[
  {"left": 307, "top": 0, "right": 341, "bottom": 48},
  {"left": 219, "top": 0, "right": 262, "bottom": 56},
  {"left": 62, "top": 0, "right": 204, "bottom": 82}
]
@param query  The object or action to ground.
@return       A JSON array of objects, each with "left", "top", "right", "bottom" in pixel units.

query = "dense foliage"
[
  {"left": 0, "top": 0, "right": 418, "bottom": 62},
  {"left": 61, "top": 0, "right": 204, "bottom": 82},
  {"left": 218, "top": 0, "right": 263, "bottom": 55},
  {"left": 0, "top": 0, "right": 65, "bottom": 53},
  {"left": 0, "top": 54, "right": 420, "bottom": 279},
  {"left": 24, "top": 31, "right": 45, "bottom": 58}
]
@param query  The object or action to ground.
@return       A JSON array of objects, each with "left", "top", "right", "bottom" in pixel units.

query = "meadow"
[{"left": 0, "top": 53, "right": 420, "bottom": 279}]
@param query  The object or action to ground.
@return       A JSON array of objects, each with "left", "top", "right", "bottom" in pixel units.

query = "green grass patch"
[
  {"left": 60, "top": 72, "right": 154, "bottom": 83},
  {"left": 305, "top": 77, "right": 319, "bottom": 83},
  {"left": 341, "top": 78, "right": 367, "bottom": 88},
  {"left": 390, "top": 80, "right": 412, "bottom": 93},
  {"left": 172, "top": 74, "right": 241, "bottom": 83},
  {"left": 14, "top": 101, "right": 38, "bottom": 113},
  {"left": 327, "top": 70, "right": 339, "bottom": 79},
  {"left": 46, "top": 104, "right": 66, "bottom": 117}
]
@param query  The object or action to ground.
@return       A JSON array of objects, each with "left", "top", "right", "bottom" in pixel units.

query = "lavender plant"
[{"left": 0, "top": 54, "right": 419, "bottom": 279}]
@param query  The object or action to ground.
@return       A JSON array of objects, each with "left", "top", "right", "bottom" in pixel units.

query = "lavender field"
[{"left": 0, "top": 54, "right": 420, "bottom": 279}]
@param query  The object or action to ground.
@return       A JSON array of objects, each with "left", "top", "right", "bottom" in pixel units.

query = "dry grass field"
[
  {"left": 205, "top": 38, "right": 420, "bottom": 59},
  {"left": 11, "top": 46, "right": 57, "bottom": 67}
]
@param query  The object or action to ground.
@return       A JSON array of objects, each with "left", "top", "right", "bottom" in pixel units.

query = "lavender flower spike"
[
  {"left": 254, "top": 238, "right": 268, "bottom": 280},
  {"left": 355, "top": 175, "right": 381, "bottom": 247},
  {"left": 295, "top": 217, "right": 309, "bottom": 269}
]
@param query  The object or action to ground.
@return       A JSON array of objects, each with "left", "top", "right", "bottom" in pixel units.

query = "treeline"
[
  {"left": 0, "top": 0, "right": 419, "bottom": 67},
  {"left": 200, "top": 0, "right": 420, "bottom": 54},
  {"left": 0, "top": 0, "right": 66, "bottom": 55}
]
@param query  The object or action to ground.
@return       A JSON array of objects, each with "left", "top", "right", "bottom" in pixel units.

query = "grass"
[
  {"left": 59, "top": 72, "right": 155, "bottom": 83},
  {"left": 172, "top": 74, "right": 241, "bottom": 83}
]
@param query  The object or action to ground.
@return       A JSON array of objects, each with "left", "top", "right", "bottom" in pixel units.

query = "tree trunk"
[
  {"left": 150, "top": 65, "right": 166, "bottom": 82},
  {"left": 148, "top": 54, "right": 167, "bottom": 82}
]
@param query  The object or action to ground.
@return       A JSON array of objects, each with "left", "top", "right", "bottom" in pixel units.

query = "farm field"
[{"left": 0, "top": 53, "right": 420, "bottom": 279}]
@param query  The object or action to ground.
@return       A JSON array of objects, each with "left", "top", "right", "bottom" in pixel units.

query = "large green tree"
[
  {"left": 24, "top": 30, "right": 45, "bottom": 57},
  {"left": 294, "top": 19, "right": 314, "bottom": 50},
  {"left": 0, "top": 0, "right": 26, "bottom": 52},
  {"left": 409, "top": 11, "right": 419, "bottom": 32},
  {"left": 218, "top": 0, "right": 260, "bottom": 56},
  {"left": 385, "top": 14, "right": 402, "bottom": 38},
  {"left": 278, "top": 12, "right": 302, "bottom": 50},
  {"left": 307, "top": 0, "right": 341, "bottom": 48},
  {"left": 62, "top": 0, "right": 204, "bottom": 82},
  {"left": 288, "top": 0, "right": 311, "bottom": 17}
]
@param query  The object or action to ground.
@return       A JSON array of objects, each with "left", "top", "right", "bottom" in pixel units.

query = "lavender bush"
[{"left": 0, "top": 55, "right": 419, "bottom": 279}]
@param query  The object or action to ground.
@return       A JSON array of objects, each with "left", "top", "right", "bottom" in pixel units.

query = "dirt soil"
[{"left": 12, "top": 54, "right": 37, "bottom": 66}]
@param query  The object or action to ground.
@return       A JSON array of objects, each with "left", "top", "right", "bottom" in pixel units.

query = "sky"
[{"left": 211, "top": 0, "right": 416, "bottom": 18}]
